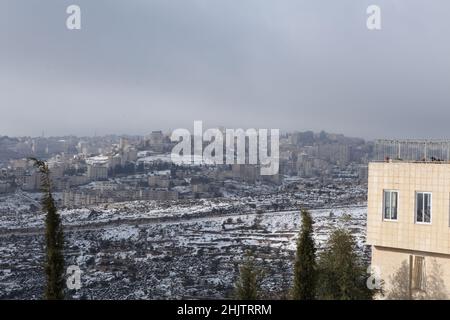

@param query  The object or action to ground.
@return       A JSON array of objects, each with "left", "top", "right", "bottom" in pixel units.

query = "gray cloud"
[{"left": 1, "top": 0, "right": 450, "bottom": 139}]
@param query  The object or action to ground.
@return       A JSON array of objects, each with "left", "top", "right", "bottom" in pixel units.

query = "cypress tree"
[
  {"left": 234, "top": 251, "right": 262, "bottom": 300},
  {"left": 30, "top": 158, "right": 65, "bottom": 299},
  {"left": 316, "top": 228, "right": 372, "bottom": 300},
  {"left": 292, "top": 209, "right": 317, "bottom": 299}
]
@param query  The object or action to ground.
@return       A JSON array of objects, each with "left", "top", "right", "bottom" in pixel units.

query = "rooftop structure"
[{"left": 375, "top": 139, "right": 450, "bottom": 162}]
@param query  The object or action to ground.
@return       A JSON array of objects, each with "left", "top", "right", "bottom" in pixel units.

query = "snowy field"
[{"left": 0, "top": 192, "right": 368, "bottom": 299}]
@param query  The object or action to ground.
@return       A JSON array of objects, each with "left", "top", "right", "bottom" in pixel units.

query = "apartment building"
[
  {"left": 63, "top": 188, "right": 178, "bottom": 207},
  {"left": 87, "top": 164, "right": 108, "bottom": 181},
  {"left": 367, "top": 159, "right": 450, "bottom": 299}
]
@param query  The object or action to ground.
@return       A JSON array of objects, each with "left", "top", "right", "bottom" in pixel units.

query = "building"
[
  {"left": 146, "top": 131, "right": 168, "bottom": 152},
  {"left": 31, "top": 138, "right": 48, "bottom": 156},
  {"left": 62, "top": 188, "right": 178, "bottom": 207},
  {"left": 148, "top": 172, "right": 170, "bottom": 188},
  {"left": 367, "top": 160, "right": 450, "bottom": 299},
  {"left": 358, "top": 164, "right": 368, "bottom": 183},
  {"left": 147, "top": 131, "right": 164, "bottom": 145},
  {"left": 231, "top": 164, "right": 259, "bottom": 183},
  {"left": 0, "top": 181, "right": 12, "bottom": 193},
  {"left": 296, "top": 153, "right": 313, "bottom": 177},
  {"left": 318, "top": 143, "right": 350, "bottom": 167},
  {"left": 121, "top": 148, "right": 138, "bottom": 164},
  {"left": 87, "top": 164, "right": 108, "bottom": 181}
]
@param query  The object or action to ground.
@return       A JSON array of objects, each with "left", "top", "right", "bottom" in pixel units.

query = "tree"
[
  {"left": 292, "top": 209, "right": 317, "bottom": 299},
  {"left": 234, "top": 251, "right": 263, "bottom": 300},
  {"left": 30, "top": 158, "right": 65, "bottom": 299},
  {"left": 388, "top": 259, "right": 447, "bottom": 300},
  {"left": 316, "top": 228, "right": 372, "bottom": 300}
]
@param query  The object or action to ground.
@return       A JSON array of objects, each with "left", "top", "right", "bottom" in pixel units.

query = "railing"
[{"left": 375, "top": 139, "right": 450, "bottom": 162}]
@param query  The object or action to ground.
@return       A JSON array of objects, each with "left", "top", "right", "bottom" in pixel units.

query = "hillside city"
[
  {"left": 0, "top": 130, "right": 372, "bottom": 299},
  {"left": 0, "top": 131, "right": 370, "bottom": 204}
]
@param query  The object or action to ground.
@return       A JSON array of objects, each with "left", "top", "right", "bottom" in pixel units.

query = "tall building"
[
  {"left": 87, "top": 164, "right": 108, "bottom": 181},
  {"left": 145, "top": 131, "right": 167, "bottom": 152},
  {"left": 147, "top": 131, "right": 164, "bottom": 145},
  {"left": 31, "top": 138, "right": 47, "bottom": 156},
  {"left": 296, "top": 153, "right": 313, "bottom": 177},
  {"left": 367, "top": 160, "right": 450, "bottom": 299}
]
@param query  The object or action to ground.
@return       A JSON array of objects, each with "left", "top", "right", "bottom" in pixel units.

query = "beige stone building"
[{"left": 367, "top": 160, "right": 450, "bottom": 299}]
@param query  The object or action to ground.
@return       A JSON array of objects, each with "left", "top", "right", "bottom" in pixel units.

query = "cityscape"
[
  {"left": 0, "top": 130, "right": 369, "bottom": 299},
  {"left": 3, "top": 0, "right": 450, "bottom": 307}
]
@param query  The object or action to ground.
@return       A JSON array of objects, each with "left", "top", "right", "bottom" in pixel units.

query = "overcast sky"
[{"left": 1, "top": 0, "right": 450, "bottom": 139}]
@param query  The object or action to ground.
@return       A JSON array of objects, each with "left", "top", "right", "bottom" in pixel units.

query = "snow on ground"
[
  {"left": 0, "top": 191, "right": 369, "bottom": 299},
  {"left": 101, "top": 225, "right": 139, "bottom": 241}
]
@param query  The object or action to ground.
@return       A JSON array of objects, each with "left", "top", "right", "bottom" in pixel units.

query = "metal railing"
[{"left": 375, "top": 139, "right": 450, "bottom": 162}]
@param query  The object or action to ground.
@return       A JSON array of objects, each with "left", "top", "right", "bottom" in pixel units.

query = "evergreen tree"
[
  {"left": 316, "top": 228, "right": 372, "bottom": 300},
  {"left": 30, "top": 158, "right": 65, "bottom": 299},
  {"left": 292, "top": 209, "right": 317, "bottom": 299},
  {"left": 234, "top": 251, "right": 262, "bottom": 300}
]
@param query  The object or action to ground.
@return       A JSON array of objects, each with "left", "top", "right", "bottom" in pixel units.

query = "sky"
[{"left": 1, "top": 0, "right": 450, "bottom": 139}]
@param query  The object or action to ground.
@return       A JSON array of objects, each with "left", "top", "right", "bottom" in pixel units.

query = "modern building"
[{"left": 367, "top": 156, "right": 450, "bottom": 299}]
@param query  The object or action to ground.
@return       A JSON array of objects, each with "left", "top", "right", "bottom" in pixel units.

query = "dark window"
[
  {"left": 416, "top": 192, "right": 431, "bottom": 223},
  {"left": 383, "top": 190, "right": 398, "bottom": 220}
]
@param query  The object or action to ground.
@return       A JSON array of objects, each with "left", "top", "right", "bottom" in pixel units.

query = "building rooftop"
[{"left": 375, "top": 139, "right": 450, "bottom": 163}]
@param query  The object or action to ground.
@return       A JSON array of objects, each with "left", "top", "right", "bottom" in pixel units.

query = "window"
[
  {"left": 416, "top": 192, "right": 432, "bottom": 223},
  {"left": 383, "top": 190, "right": 398, "bottom": 220},
  {"left": 411, "top": 256, "right": 426, "bottom": 291}
]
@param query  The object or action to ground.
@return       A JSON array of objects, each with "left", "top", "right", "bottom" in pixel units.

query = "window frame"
[
  {"left": 383, "top": 189, "right": 399, "bottom": 221},
  {"left": 415, "top": 191, "right": 432, "bottom": 225}
]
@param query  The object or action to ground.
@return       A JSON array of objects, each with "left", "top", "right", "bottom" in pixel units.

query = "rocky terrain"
[{"left": 0, "top": 192, "right": 368, "bottom": 299}]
